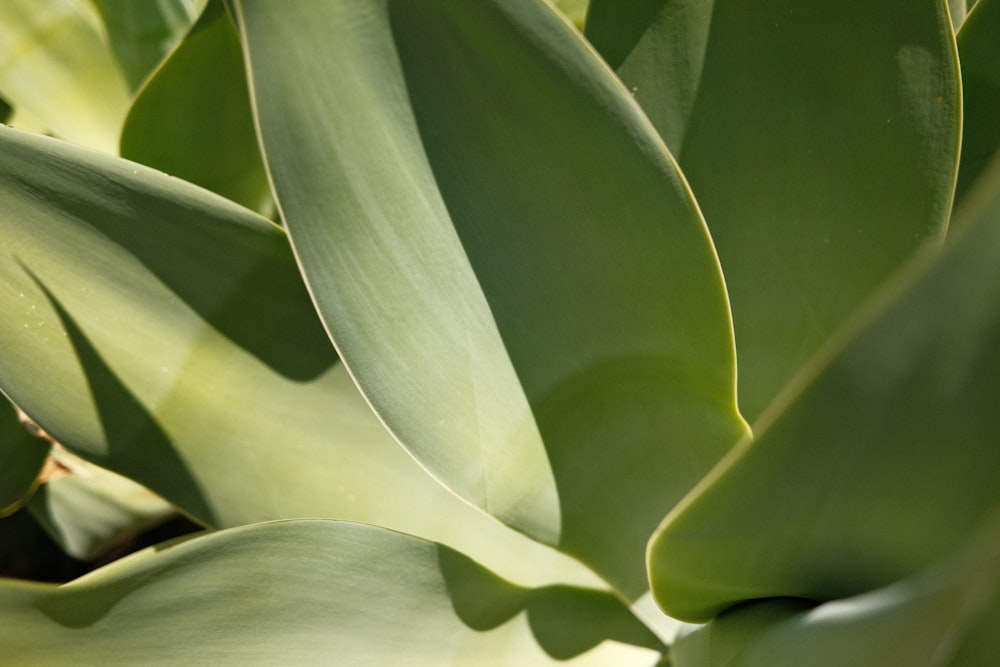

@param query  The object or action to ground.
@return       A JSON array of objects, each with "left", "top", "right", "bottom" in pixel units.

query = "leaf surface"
[
  {"left": 0, "top": 520, "right": 663, "bottom": 665},
  {"left": 235, "top": 0, "right": 747, "bottom": 598},
  {"left": 0, "top": 127, "right": 593, "bottom": 590},
  {"left": 648, "top": 155, "right": 1000, "bottom": 621},
  {"left": 0, "top": 0, "right": 131, "bottom": 151},
  {"left": 586, "top": 0, "right": 961, "bottom": 421}
]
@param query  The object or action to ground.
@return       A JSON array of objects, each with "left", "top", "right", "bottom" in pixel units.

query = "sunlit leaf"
[
  {"left": 0, "top": 520, "right": 663, "bottom": 665},
  {"left": 236, "top": 0, "right": 747, "bottom": 598},
  {"left": 0, "top": 0, "right": 131, "bottom": 151},
  {"left": 0, "top": 126, "right": 597, "bottom": 590}
]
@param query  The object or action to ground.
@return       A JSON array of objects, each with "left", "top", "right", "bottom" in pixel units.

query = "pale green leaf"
[
  {"left": 0, "top": 0, "right": 131, "bottom": 151},
  {"left": 648, "top": 154, "right": 1000, "bottom": 621},
  {"left": 586, "top": 0, "right": 960, "bottom": 421},
  {"left": 27, "top": 447, "right": 176, "bottom": 561},
  {"left": 0, "top": 520, "right": 664, "bottom": 665},
  {"left": 120, "top": 0, "right": 273, "bottom": 214},
  {"left": 235, "top": 0, "right": 747, "bottom": 598},
  {"left": 0, "top": 126, "right": 597, "bottom": 590}
]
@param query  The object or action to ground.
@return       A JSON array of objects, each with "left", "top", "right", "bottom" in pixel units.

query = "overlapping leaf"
[
  {"left": 586, "top": 0, "right": 960, "bottom": 421},
  {"left": 0, "top": 520, "right": 663, "bottom": 665},
  {"left": 0, "top": 398, "right": 48, "bottom": 515},
  {"left": 649, "top": 154, "right": 1000, "bottom": 622},
  {"left": 953, "top": 0, "right": 1000, "bottom": 210},
  {"left": 0, "top": 126, "right": 593, "bottom": 589},
  {"left": 121, "top": 0, "right": 273, "bottom": 214},
  {"left": 235, "top": 0, "right": 747, "bottom": 598}
]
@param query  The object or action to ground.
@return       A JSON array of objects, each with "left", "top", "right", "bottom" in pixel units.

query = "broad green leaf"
[
  {"left": 121, "top": 0, "right": 273, "bottom": 214},
  {"left": 648, "top": 154, "right": 1000, "bottom": 622},
  {"left": 27, "top": 447, "right": 176, "bottom": 561},
  {"left": 0, "top": 520, "right": 664, "bottom": 665},
  {"left": 88, "top": 0, "right": 204, "bottom": 91},
  {"left": 0, "top": 126, "right": 598, "bottom": 590},
  {"left": 0, "top": 0, "right": 131, "bottom": 152},
  {"left": 236, "top": 0, "right": 747, "bottom": 598},
  {"left": 669, "top": 512, "right": 1000, "bottom": 666},
  {"left": 0, "top": 398, "right": 48, "bottom": 515},
  {"left": 585, "top": 0, "right": 960, "bottom": 422},
  {"left": 953, "top": 0, "right": 1000, "bottom": 210}
]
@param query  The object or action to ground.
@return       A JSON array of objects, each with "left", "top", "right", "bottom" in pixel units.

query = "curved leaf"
[
  {"left": 0, "top": 520, "right": 663, "bottom": 665},
  {"left": 0, "top": 398, "right": 48, "bottom": 515},
  {"left": 586, "top": 0, "right": 960, "bottom": 421},
  {"left": 27, "top": 447, "right": 176, "bottom": 561},
  {"left": 669, "top": 512, "right": 1000, "bottom": 666},
  {"left": 121, "top": 0, "right": 273, "bottom": 214},
  {"left": 89, "top": 0, "right": 204, "bottom": 91},
  {"left": 236, "top": 0, "right": 747, "bottom": 599},
  {"left": 0, "top": 0, "right": 131, "bottom": 151},
  {"left": 0, "top": 127, "right": 595, "bottom": 590},
  {"left": 954, "top": 0, "right": 1000, "bottom": 210},
  {"left": 649, "top": 154, "right": 1000, "bottom": 621}
]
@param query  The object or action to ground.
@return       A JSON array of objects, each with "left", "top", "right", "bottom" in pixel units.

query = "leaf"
[
  {"left": 0, "top": 520, "right": 664, "bottom": 665},
  {"left": 235, "top": 0, "right": 747, "bottom": 598},
  {"left": 585, "top": 0, "right": 961, "bottom": 421},
  {"left": 0, "top": 0, "right": 131, "bottom": 151},
  {"left": 88, "top": 0, "right": 205, "bottom": 91},
  {"left": 648, "top": 154, "right": 1000, "bottom": 622},
  {"left": 0, "top": 126, "right": 595, "bottom": 590},
  {"left": 953, "top": 0, "right": 1000, "bottom": 211},
  {"left": 27, "top": 447, "right": 176, "bottom": 561},
  {"left": 669, "top": 511, "right": 1000, "bottom": 667},
  {"left": 120, "top": 0, "right": 273, "bottom": 214},
  {"left": 0, "top": 398, "right": 48, "bottom": 515}
]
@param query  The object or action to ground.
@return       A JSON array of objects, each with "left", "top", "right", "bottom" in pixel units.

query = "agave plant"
[{"left": 1, "top": 0, "right": 999, "bottom": 664}]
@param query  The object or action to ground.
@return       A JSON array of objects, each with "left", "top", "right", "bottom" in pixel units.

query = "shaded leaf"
[
  {"left": 586, "top": 0, "right": 960, "bottom": 421},
  {"left": 649, "top": 154, "right": 1000, "bottom": 621},
  {"left": 0, "top": 398, "right": 48, "bottom": 515},
  {"left": 121, "top": 0, "right": 273, "bottom": 214},
  {"left": 89, "top": 0, "right": 204, "bottom": 91},
  {"left": 953, "top": 0, "right": 1000, "bottom": 211}
]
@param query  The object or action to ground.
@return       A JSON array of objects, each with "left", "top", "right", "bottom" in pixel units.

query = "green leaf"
[
  {"left": 120, "top": 0, "right": 273, "bottom": 214},
  {"left": 27, "top": 447, "right": 176, "bottom": 561},
  {"left": 0, "top": 398, "right": 48, "bottom": 515},
  {"left": 669, "top": 512, "right": 1000, "bottom": 666},
  {"left": 648, "top": 154, "right": 1000, "bottom": 622},
  {"left": 949, "top": 0, "right": 970, "bottom": 29},
  {"left": 0, "top": 520, "right": 663, "bottom": 665},
  {"left": 88, "top": 0, "right": 204, "bottom": 91},
  {"left": 235, "top": 0, "right": 747, "bottom": 598},
  {"left": 585, "top": 0, "right": 961, "bottom": 421},
  {"left": 0, "top": 0, "right": 131, "bottom": 151},
  {"left": 0, "top": 126, "right": 594, "bottom": 590},
  {"left": 953, "top": 0, "right": 1000, "bottom": 211}
]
